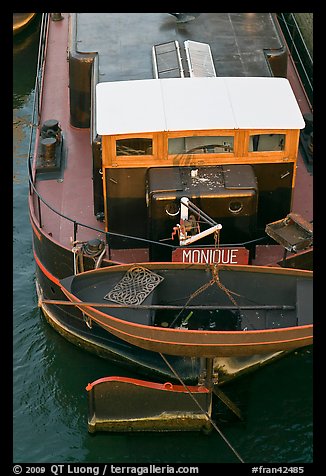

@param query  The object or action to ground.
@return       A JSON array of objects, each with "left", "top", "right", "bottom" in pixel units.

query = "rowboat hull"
[{"left": 60, "top": 263, "right": 313, "bottom": 358}]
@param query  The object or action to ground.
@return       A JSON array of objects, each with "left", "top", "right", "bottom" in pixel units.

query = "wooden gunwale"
[
  {"left": 58, "top": 291, "right": 313, "bottom": 357},
  {"left": 58, "top": 262, "right": 312, "bottom": 357}
]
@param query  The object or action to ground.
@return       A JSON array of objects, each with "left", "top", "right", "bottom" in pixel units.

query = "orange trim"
[
  {"left": 34, "top": 251, "right": 61, "bottom": 286},
  {"left": 80, "top": 311, "right": 312, "bottom": 348},
  {"left": 30, "top": 214, "right": 41, "bottom": 241},
  {"left": 58, "top": 260, "right": 313, "bottom": 279},
  {"left": 86, "top": 376, "right": 209, "bottom": 393},
  {"left": 60, "top": 287, "right": 312, "bottom": 348}
]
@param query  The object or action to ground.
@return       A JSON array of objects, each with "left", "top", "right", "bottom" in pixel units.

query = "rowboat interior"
[{"left": 61, "top": 264, "right": 311, "bottom": 333}]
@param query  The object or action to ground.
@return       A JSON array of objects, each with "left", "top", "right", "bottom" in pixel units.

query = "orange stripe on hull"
[
  {"left": 34, "top": 251, "right": 61, "bottom": 286},
  {"left": 60, "top": 289, "right": 312, "bottom": 358}
]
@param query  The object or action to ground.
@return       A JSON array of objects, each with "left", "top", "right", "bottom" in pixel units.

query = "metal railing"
[
  {"left": 277, "top": 13, "right": 313, "bottom": 107},
  {"left": 27, "top": 13, "right": 49, "bottom": 194}
]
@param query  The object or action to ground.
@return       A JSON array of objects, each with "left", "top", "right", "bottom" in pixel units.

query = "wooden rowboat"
[{"left": 59, "top": 263, "right": 313, "bottom": 358}]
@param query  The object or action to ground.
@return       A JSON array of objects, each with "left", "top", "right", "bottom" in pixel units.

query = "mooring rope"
[
  {"left": 72, "top": 243, "right": 84, "bottom": 275},
  {"left": 211, "top": 264, "right": 239, "bottom": 308},
  {"left": 169, "top": 261, "right": 241, "bottom": 328},
  {"left": 169, "top": 227, "right": 244, "bottom": 328},
  {"left": 159, "top": 353, "right": 244, "bottom": 463}
]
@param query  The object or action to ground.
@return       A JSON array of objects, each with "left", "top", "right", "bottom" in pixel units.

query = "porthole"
[
  {"left": 165, "top": 202, "right": 180, "bottom": 217},
  {"left": 229, "top": 201, "right": 243, "bottom": 214}
]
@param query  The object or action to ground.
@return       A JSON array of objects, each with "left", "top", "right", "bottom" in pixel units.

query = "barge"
[{"left": 27, "top": 13, "right": 313, "bottom": 432}]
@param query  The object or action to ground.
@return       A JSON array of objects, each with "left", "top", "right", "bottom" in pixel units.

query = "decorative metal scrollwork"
[{"left": 104, "top": 266, "right": 164, "bottom": 305}]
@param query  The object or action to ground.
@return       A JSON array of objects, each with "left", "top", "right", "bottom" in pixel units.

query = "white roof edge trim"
[{"left": 95, "top": 77, "right": 305, "bottom": 136}]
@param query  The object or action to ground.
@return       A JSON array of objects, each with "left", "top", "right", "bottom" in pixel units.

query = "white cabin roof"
[{"left": 96, "top": 77, "right": 305, "bottom": 135}]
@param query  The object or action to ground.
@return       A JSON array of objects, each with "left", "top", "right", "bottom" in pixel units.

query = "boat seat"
[
  {"left": 296, "top": 278, "right": 313, "bottom": 326},
  {"left": 239, "top": 308, "right": 297, "bottom": 330},
  {"left": 111, "top": 289, "right": 158, "bottom": 326},
  {"left": 239, "top": 310, "right": 260, "bottom": 331}
]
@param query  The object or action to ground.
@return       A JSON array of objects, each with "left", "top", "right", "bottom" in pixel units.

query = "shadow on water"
[{"left": 14, "top": 305, "right": 313, "bottom": 464}]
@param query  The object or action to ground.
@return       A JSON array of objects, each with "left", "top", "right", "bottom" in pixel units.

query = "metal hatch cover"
[{"left": 184, "top": 40, "right": 217, "bottom": 77}]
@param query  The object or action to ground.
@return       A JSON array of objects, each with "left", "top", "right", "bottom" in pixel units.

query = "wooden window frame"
[{"left": 101, "top": 129, "right": 300, "bottom": 168}]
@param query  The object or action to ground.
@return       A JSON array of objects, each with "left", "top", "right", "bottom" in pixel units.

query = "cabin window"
[
  {"left": 249, "top": 134, "right": 285, "bottom": 152},
  {"left": 116, "top": 138, "right": 153, "bottom": 156},
  {"left": 168, "top": 136, "right": 234, "bottom": 154}
]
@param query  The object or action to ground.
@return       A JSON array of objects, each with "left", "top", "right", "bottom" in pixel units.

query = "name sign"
[{"left": 172, "top": 247, "right": 249, "bottom": 265}]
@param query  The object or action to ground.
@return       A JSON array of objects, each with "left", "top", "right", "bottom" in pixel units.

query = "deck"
[{"left": 33, "top": 13, "right": 312, "bottom": 265}]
